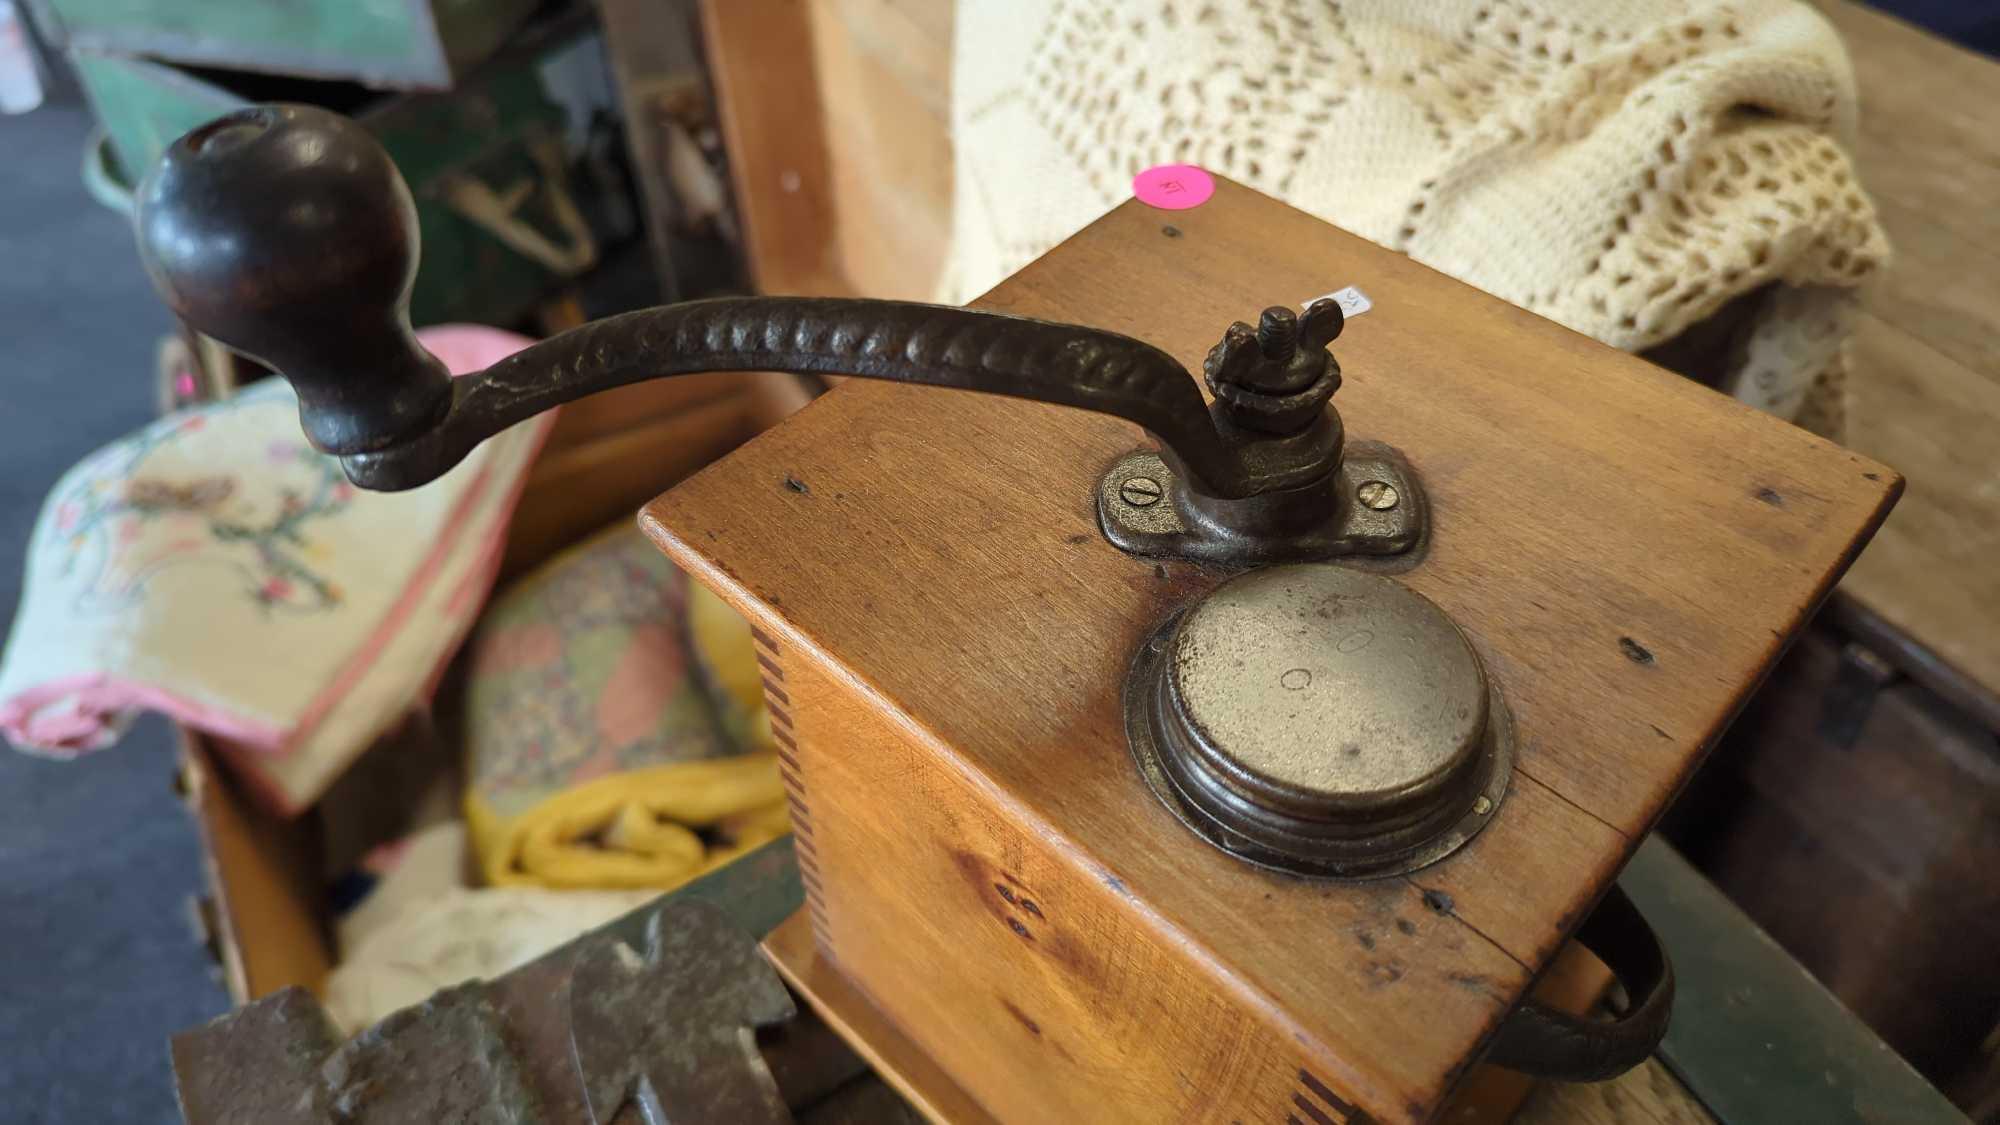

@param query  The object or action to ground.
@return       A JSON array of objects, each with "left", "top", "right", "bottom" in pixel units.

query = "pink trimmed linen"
[{"left": 0, "top": 325, "right": 554, "bottom": 812}]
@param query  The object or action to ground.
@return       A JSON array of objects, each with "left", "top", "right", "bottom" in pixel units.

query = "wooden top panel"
[{"left": 643, "top": 179, "right": 1896, "bottom": 1116}]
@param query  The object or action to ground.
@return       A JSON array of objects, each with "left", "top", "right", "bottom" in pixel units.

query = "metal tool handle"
[
  {"left": 1486, "top": 885, "right": 1676, "bottom": 1082},
  {"left": 345, "top": 295, "right": 1258, "bottom": 493},
  {"left": 132, "top": 104, "right": 1314, "bottom": 498}
]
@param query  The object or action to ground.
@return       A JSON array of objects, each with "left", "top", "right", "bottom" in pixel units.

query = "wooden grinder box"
[{"left": 642, "top": 180, "right": 1899, "bottom": 1123}]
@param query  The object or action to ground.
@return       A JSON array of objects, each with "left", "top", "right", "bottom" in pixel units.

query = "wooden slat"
[
  {"left": 505, "top": 385, "right": 762, "bottom": 579},
  {"left": 1840, "top": 312, "right": 2000, "bottom": 708},
  {"left": 804, "top": 0, "right": 954, "bottom": 300},
  {"left": 1862, "top": 196, "right": 2000, "bottom": 385},
  {"left": 1815, "top": 1, "right": 2000, "bottom": 260},
  {"left": 178, "top": 734, "right": 331, "bottom": 1003},
  {"left": 699, "top": 0, "right": 847, "bottom": 295},
  {"left": 1809, "top": 0, "right": 2000, "bottom": 709},
  {"left": 1513, "top": 1059, "right": 1714, "bottom": 1125},
  {"left": 698, "top": 0, "right": 954, "bottom": 299}
]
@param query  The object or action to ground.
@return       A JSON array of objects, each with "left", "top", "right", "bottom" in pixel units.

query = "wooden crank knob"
[{"left": 133, "top": 104, "right": 452, "bottom": 455}]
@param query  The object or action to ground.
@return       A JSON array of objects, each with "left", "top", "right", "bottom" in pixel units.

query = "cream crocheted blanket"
[{"left": 942, "top": 0, "right": 1888, "bottom": 436}]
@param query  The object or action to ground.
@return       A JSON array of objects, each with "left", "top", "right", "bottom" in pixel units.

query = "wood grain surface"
[
  {"left": 701, "top": 0, "right": 954, "bottom": 300},
  {"left": 1815, "top": 0, "right": 2000, "bottom": 710},
  {"left": 698, "top": 0, "right": 1997, "bottom": 715},
  {"left": 1513, "top": 1059, "right": 1714, "bottom": 1125},
  {"left": 765, "top": 909, "right": 1002, "bottom": 1125},
  {"left": 645, "top": 180, "right": 1896, "bottom": 1120},
  {"left": 700, "top": 0, "right": 846, "bottom": 295},
  {"left": 178, "top": 734, "right": 331, "bottom": 1004},
  {"left": 803, "top": 0, "right": 953, "bottom": 300},
  {"left": 769, "top": 907, "right": 1718, "bottom": 1125},
  {"left": 504, "top": 372, "right": 812, "bottom": 579}
]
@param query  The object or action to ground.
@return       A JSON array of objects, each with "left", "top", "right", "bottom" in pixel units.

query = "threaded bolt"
[
  {"left": 1119, "top": 476, "right": 1164, "bottom": 507},
  {"left": 1257, "top": 306, "right": 1298, "bottom": 361},
  {"left": 1357, "top": 481, "right": 1400, "bottom": 511}
]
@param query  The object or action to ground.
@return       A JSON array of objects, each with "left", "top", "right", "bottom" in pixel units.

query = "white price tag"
[{"left": 1303, "top": 286, "right": 1372, "bottom": 319}]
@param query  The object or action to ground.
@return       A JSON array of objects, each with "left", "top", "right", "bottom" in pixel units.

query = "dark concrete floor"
[{"left": 0, "top": 97, "right": 228, "bottom": 1121}]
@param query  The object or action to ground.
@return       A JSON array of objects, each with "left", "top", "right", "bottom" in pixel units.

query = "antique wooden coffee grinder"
[{"left": 136, "top": 106, "right": 1899, "bottom": 1123}]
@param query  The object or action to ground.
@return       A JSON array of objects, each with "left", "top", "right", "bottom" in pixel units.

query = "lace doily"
[{"left": 944, "top": 0, "right": 1888, "bottom": 436}]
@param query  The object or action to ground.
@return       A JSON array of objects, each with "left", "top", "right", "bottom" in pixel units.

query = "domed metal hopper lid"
[{"left": 1126, "top": 564, "right": 1513, "bottom": 878}]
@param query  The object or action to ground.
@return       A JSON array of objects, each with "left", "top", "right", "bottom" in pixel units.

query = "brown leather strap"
[{"left": 1486, "top": 885, "right": 1675, "bottom": 1082}]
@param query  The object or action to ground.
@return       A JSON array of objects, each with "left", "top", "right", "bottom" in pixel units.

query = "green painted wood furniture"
[
  {"left": 31, "top": 0, "right": 537, "bottom": 89},
  {"left": 74, "top": 49, "right": 588, "bottom": 328}
]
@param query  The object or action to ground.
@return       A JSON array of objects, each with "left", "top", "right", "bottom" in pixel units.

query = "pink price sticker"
[{"left": 1133, "top": 164, "right": 1215, "bottom": 210}]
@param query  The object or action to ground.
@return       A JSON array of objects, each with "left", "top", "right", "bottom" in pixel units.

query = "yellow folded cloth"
[
  {"left": 688, "top": 581, "right": 776, "bottom": 754},
  {"left": 466, "top": 754, "right": 791, "bottom": 890}
]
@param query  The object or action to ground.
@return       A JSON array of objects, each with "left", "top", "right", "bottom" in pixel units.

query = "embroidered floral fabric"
[
  {"left": 463, "top": 524, "right": 788, "bottom": 890},
  {"left": 0, "top": 326, "right": 553, "bottom": 812}
]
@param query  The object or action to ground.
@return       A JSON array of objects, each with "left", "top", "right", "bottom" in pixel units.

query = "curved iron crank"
[{"left": 133, "top": 104, "right": 1422, "bottom": 563}]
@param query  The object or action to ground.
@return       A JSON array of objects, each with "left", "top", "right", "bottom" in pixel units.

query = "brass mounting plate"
[{"left": 1096, "top": 441, "right": 1426, "bottom": 565}]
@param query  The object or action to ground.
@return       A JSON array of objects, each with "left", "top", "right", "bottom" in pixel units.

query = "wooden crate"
[
  {"left": 179, "top": 369, "right": 815, "bottom": 1002},
  {"left": 1666, "top": 621, "right": 2000, "bottom": 1106},
  {"left": 642, "top": 178, "right": 1898, "bottom": 1123}
]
